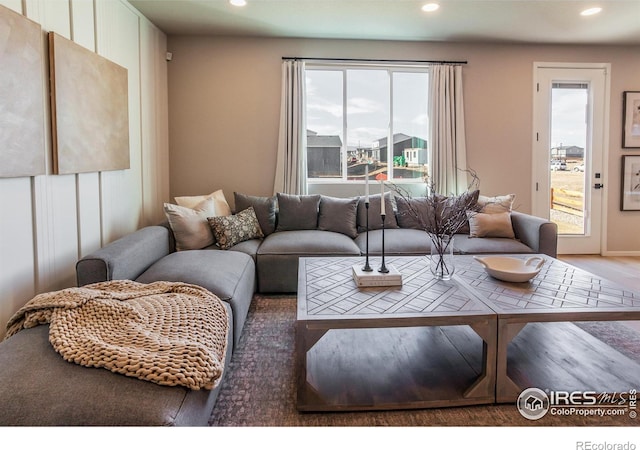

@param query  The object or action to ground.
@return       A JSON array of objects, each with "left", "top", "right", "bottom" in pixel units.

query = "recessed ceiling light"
[
  {"left": 580, "top": 7, "right": 602, "bottom": 16},
  {"left": 422, "top": 3, "right": 440, "bottom": 13},
  {"left": 229, "top": 0, "right": 247, "bottom": 6}
]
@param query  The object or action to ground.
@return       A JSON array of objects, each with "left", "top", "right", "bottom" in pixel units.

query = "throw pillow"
[
  {"left": 356, "top": 193, "right": 399, "bottom": 233},
  {"left": 317, "top": 195, "right": 359, "bottom": 238},
  {"left": 276, "top": 193, "right": 321, "bottom": 232},
  {"left": 175, "top": 189, "right": 232, "bottom": 217},
  {"left": 477, "top": 193, "right": 515, "bottom": 214},
  {"left": 234, "top": 192, "right": 277, "bottom": 236},
  {"left": 164, "top": 198, "right": 216, "bottom": 251},
  {"left": 395, "top": 196, "right": 434, "bottom": 230},
  {"left": 207, "top": 207, "right": 264, "bottom": 250},
  {"left": 440, "top": 189, "right": 480, "bottom": 234},
  {"left": 467, "top": 211, "right": 516, "bottom": 239}
]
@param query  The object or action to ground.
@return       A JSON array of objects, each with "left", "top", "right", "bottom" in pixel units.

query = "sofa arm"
[
  {"left": 510, "top": 211, "right": 558, "bottom": 258},
  {"left": 76, "top": 226, "right": 172, "bottom": 286}
]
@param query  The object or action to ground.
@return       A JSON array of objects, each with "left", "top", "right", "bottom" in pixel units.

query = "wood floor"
[{"left": 559, "top": 254, "right": 640, "bottom": 332}]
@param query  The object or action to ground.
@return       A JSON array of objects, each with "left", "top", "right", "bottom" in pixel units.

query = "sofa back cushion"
[
  {"left": 395, "top": 196, "right": 434, "bottom": 230},
  {"left": 276, "top": 193, "right": 321, "bottom": 231},
  {"left": 356, "top": 193, "right": 399, "bottom": 233},
  {"left": 234, "top": 192, "right": 277, "bottom": 236},
  {"left": 318, "top": 195, "right": 359, "bottom": 238}
]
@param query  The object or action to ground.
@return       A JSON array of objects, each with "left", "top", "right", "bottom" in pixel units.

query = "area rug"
[{"left": 209, "top": 295, "right": 640, "bottom": 427}]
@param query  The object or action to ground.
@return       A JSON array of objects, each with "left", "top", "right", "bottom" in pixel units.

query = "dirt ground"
[{"left": 550, "top": 160, "right": 586, "bottom": 234}]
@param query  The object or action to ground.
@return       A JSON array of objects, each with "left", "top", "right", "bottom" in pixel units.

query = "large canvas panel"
[
  {"left": 49, "top": 31, "right": 130, "bottom": 174},
  {"left": 0, "top": 4, "right": 46, "bottom": 177}
]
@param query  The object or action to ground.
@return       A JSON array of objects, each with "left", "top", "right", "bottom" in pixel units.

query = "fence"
[{"left": 550, "top": 188, "right": 584, "bottom": 216}]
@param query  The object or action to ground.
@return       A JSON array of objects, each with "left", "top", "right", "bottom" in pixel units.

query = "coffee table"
[
  {"left": 296, "top": 254, "right": 640, "bottom": 411},
  {"left": 453, "top": 254, "right": 640, "bottom": 403},
  {"left": 296, "top": 256, "right": 497, "bottom": 411}
]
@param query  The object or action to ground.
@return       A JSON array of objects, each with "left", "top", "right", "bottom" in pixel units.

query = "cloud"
[{"left": 348, "top": 97, "right": 384, "bottom": 115}]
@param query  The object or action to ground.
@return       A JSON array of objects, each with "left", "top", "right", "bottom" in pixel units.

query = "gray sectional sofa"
[{"left": 0, "top": 190, "right": 557, "bottom": 426}]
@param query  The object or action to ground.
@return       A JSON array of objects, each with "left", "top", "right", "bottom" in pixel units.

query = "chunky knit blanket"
[{"left": 5, "top": 280, "right": 229, "bottom": 390}]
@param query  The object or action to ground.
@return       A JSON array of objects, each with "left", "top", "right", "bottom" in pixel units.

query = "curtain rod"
[{"left": 282, "top": 56, "right": 467, "bottom": 65}]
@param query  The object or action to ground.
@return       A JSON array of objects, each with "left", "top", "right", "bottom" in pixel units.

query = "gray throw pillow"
[
  {"left": 234, "top": 192, "right": 277, "bottom": 236},
  {"left": 318, "top": 196, "right": 359, "bottom": 238},
  {"left": 395, "top": 196, "right": 434, "bottom": 230},
  {"left": 356, "top": 193, "right": 399, "bottom": 233},
  {"left": 276, "top": 193, "right": 321, "bottom": 231}
]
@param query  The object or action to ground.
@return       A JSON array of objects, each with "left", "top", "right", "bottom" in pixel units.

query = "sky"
[
  {"left": 306, "top": 68, "right": 428, "bottom": 149},
  {"left": 306, "top": 68, "right": 588, "bottom": 152}
]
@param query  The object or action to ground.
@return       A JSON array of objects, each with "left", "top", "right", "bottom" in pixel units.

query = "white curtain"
[
  {"left": 273, "top": 60, "right": 307, "bottom": 195},
  {"left": 428, "top": 64, "right": 468, "bottom": 195}
]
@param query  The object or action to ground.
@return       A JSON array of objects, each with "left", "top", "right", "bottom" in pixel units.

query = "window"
[{"left": 305, "top": 65, "right": 429, "bottom": 183}]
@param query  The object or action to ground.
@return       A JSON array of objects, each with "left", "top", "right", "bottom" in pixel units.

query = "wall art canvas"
[
  {"left": 0, "top": 5, "right": 46, "bottom": 177},
  {"left": 623, "top": 91, "right": 640, "bottom": 148},
  {"left": 49, "top": 32, "right": 130, "bottom": 174},
  {"left": 621, "top": 155, "right": 640, "bottom": 211}
]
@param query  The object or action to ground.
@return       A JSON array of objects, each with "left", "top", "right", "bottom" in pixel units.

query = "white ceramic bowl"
[{"left": 473, "top": 255, "right": 545, "bottom": 283}]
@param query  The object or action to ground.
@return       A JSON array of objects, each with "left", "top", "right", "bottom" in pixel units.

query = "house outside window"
[{"left": 305, "top": 65, "right": 429, "bottom": 184}]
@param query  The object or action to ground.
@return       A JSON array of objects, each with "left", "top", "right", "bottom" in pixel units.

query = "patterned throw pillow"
[{"left": 207, "top": 207, "right": 264, "bottom": 250}]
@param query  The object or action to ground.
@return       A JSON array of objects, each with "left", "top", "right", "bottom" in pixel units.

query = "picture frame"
[
  {"left": 49, "top": 32, "right": 130, "bottom": 174},
  {"left": 621, "top": 156, "right": 640, "bottom": 210},
  {"left": 0, "top": 4, "right": 46, "bottom": 177},
  {"left": 622, "top": 91, "right": 640, "bottom": 148}
]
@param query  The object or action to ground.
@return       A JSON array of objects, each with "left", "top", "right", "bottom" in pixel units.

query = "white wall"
[{"left": 0, "top": 0, "right": 169, "bottom": 339}]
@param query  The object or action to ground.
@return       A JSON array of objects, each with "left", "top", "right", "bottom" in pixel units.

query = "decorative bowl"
[{"left": 473, "top": 255, "right": 545, "bottom": 283}]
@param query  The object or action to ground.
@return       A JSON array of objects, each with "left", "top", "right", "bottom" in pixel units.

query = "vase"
[{"left": 429, "top": 234, "right": 455, "bottom": 280}]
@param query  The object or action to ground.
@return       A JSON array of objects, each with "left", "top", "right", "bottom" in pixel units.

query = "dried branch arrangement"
[{"left": 386, "top": 169, "right": 482, "bottom": 279}]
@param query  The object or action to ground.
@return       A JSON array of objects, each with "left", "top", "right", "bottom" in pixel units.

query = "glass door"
[{"left": 533, "top": 64, "right": 608, "bottom": 254}]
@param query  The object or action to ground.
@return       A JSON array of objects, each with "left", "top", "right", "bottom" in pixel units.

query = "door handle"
[{"left": 594, "top": 183, "right": 604, "bottom": 189}]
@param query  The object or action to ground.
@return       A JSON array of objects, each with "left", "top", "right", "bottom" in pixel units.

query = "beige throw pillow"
[
  {"left": 477, "top": 193, "right": 515, "bottom": 214},
  {"left": 467, "top": 211, "right": 515, "bottom": 239},
  {"left": 175, "top": 189, "right": 232, "bottom": 217},
  {"left": 164, "top": 198, "right": 216, "bottom": 251}
]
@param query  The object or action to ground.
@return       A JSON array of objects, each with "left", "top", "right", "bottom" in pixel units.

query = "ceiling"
[{"left": 129, "top": 0, "right": 640, "bottom": 45}]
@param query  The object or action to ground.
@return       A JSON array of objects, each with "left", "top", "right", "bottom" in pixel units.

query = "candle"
[
  {"left": 364, "top": 164, "right": 369, "bottom": 203},
  {"left": 380, "top": 180, "right": 385, "bottom": 216}
]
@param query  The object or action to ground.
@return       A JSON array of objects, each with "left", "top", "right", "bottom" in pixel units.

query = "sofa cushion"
[
  {"left": 136, "top": 250, "right": 255, "bottom": 349},
  {"left": 276, "top": 193, "right": 321, "bottom": 231},
  {"left": 467, "top": 211, "right": 515, "bottom": 239},
  {"left": 438, "top": 189, "right": 480, "bottom": 235},
  {"left": 207, "top": 207, "right": 264, "bottom": 250},
  {"left": 453, "top": 234, "right": 533, "bottom": 254},
  {"left": 0, "top": 316, "right": 232, "bottom": 426},
  {"left": 355, "top": 229, "right": 432, "bottom": 256},
  {"left": 318, "top": 195, "right": 359, "bottom": 238},
  {"left": 257, "top": 230, "right": 360, "bottom": 256},
  {"left": 356, "top": 193, "right": 399, "bottom": 233},
  {"left": 234, "top": 192, "right": 277, "bottom": 236},
  {"left": 395, "top": 196, "right": 434, "bottom": 230},
  {"left": 163, "top": 199, "right": 216, "bottom": 251}
]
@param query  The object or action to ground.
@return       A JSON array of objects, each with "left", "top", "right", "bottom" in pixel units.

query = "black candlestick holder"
[
  {"left": 378, "top": 213, "right": 389, "bottom": 273},
  {"left": 362, "top": 201, "right": 373, "bottom": 272}
]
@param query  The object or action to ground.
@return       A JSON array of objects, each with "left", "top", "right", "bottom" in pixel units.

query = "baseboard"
[{"left": 601, "top": 250, "right": 640, "bottom": 256}]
